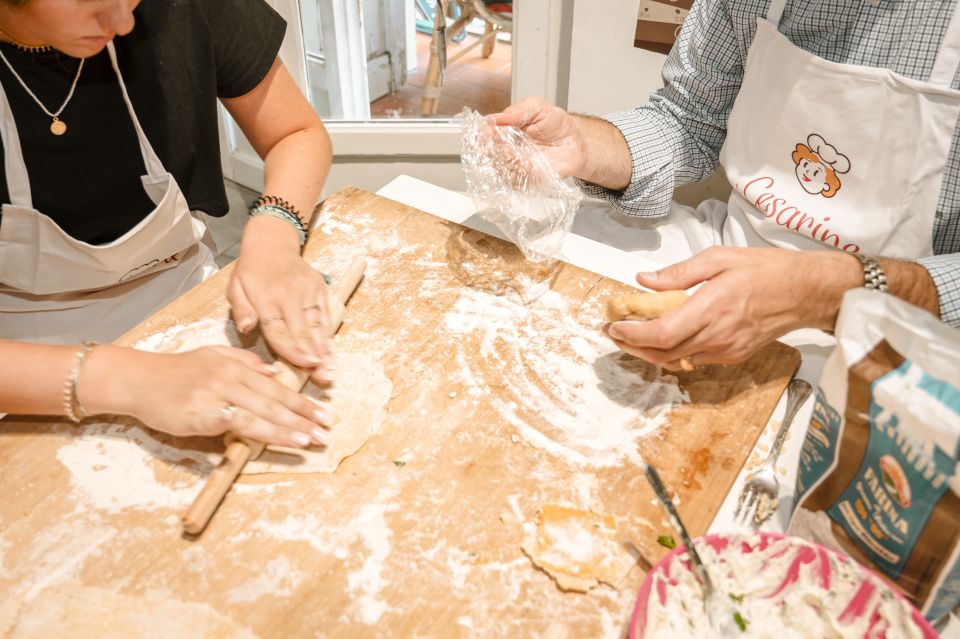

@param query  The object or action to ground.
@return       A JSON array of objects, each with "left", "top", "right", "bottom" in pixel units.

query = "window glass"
[{"left": 301, "top": 0, "right": 513, "bottom": 121}]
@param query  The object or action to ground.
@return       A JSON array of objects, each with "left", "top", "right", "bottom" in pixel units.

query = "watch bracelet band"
[{"left": 854, "top": 252, "right": 888, "bottom": 292}]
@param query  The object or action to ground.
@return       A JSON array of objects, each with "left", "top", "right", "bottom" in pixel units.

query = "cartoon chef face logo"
[{"left": 791, "top": 134, "right": 850, "bottom": 198}]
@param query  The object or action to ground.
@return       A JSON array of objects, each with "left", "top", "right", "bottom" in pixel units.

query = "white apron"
[
  {"left": 719, "top": 0, "right": 960, "bottom": 258},
  {"left": 571, "top": 0, "right": 960, "bottom": 267},
  {"left": 0, "top": 42, "right": 216, "bottom": 344}
]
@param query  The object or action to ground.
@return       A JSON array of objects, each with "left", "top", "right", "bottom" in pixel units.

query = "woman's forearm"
[
  {"left": 237, "top": 123, "right": 332, "bottom": 260},
  {"left": 0, "top": 340, "right": 79, "bottom": 415},
  {"left": 0, "top": 341, "right": 137, "bottom": 417},
  {"left": 260, "top": 123, "right": 332, "bottom": 227},
  {"left": 222, "top": 57, "right": 332, "bottom": 239},
  {"left": 238, "top": 120, "right": 331, "bottom": 259}
]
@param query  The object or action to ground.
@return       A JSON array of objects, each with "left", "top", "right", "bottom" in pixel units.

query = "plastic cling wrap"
[{"left": 459, "top": 109, "right": 582, "bottom": 261}]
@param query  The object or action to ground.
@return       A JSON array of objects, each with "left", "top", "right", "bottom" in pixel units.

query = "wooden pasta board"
[{"left": 0, "top": 187, "right": 800, "bottom": 638}]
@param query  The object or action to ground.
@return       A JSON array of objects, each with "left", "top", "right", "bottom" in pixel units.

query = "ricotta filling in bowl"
[{"left": 640, "top": 533, "right": 931, "bottom": 639}]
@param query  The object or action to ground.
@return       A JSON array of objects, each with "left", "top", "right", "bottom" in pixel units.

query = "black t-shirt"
[{"left": 0, "top": 0, "right": 285, "bottom": 244}]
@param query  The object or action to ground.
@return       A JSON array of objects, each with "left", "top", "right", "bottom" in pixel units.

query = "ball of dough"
[
  {"left": 605, "top": 290, "right": 688, "bottom": 322},
  {"left": 604, "top": 290, "right": 694, "bottom": 371}
]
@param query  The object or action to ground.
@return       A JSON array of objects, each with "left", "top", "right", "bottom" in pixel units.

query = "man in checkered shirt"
[{"left": 496, "top": 0, "right": 960, "bottom": 369}]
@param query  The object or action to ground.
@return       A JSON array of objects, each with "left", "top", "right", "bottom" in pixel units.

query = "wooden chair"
[{"left": 420, "top": 0, "right": 513, "bottom": 116}]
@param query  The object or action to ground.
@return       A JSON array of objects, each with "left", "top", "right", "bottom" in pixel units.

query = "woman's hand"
[
  {"left": 83, "top": 345, "right": 332, "bottom": 447},
  {"left": 228, "top": 216, "right": 333, "bottom": 385},
  {"left": 604, "top": 247, "right": 861, "bottom": 369}
]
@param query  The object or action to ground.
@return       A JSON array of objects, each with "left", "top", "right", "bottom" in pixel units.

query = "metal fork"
[{"left": 735, "top": 378, "right": 813, "bottom": 526}]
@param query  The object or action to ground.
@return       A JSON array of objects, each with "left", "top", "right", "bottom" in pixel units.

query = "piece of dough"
[
  {"left": 605, "top": 290, "right": 688, "bottom": 322},
  {"left": 243, "top": 351, "right": 392, "bottom": 474},
  {"left": 135, "top": 319, "right": 392, "bottom": 474},
  {"left": 522, "top": 504, "right": 636, "bottom": 593},
  {"left": 604, "top": 291, "right": 694, "bottom": 371}
]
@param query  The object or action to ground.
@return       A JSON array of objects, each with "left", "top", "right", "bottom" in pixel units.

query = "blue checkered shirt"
[{"left": 579, "top": 0, "right": 960, "bottom": 328}]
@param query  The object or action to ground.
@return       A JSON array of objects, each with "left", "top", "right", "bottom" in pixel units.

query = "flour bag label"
[{"left": 789, "top": 290, "right": 960, "bottom": 622}]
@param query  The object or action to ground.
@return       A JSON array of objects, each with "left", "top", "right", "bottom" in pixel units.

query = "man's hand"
[
  {"left": 493, "top": 96, "right": 632, "bottom": 189},
  {"left": 493, "top": 96, "right": 587, "bottom": 178},
  {"left": 604, "top": 247, "right": 862, "bottom": 369}
]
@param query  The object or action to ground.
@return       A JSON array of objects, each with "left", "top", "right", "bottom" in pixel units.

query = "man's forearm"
[
  {"left": 878, "top": 258, "right": 940, "bottom": 317},
  {"left": 572, "top": 114, "right": 633, "bottom": 191},
  {"left": 803, "top": 252, "right": 942, "bottom": 332}
]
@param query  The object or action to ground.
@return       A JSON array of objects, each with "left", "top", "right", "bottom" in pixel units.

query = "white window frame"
[{"left": 220, "top": 0, "right": 570, "bottom": 192}]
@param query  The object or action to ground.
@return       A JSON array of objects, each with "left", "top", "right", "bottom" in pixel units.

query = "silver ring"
[{"left": 219, "top": 403, "right": 238, "bottom": 424}]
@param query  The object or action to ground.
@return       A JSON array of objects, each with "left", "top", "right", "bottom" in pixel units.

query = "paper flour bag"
[{"left": 789, "top": 289, "right": 960, "bottom": 622}]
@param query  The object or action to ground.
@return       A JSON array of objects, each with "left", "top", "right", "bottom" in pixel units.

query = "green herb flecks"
[
  {"left": 393, "top": 460, "right": 406, "bottom": 468},
  {"left": 733, "top": 611, "right": 748, "bottom": 632},
  {"left": 728, "top": 593, "right": 744, "bottom": 603},
  {"left": 656, "top": 535, "right": 676, "bottom": 549}
]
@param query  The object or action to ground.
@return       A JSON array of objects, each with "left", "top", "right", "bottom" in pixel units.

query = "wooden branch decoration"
[{"left": 182, "top": 257, "right": 367, "bottom": 535}]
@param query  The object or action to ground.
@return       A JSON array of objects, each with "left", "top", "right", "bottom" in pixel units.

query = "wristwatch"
[{"left": 853, "top": 252, "right": 888, "bottom": 292}]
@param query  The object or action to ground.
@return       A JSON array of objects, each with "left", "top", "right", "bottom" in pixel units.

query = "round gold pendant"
[{"left": 50, "top": 118, "right": 66, "bottom": 136}]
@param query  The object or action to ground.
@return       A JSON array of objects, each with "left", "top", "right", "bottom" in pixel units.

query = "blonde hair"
[{"left": 792, "top": 143, "right": 842, "bottom": 198}]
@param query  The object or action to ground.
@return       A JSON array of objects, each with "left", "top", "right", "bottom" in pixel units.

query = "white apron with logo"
[
  {"left": 0, "top": 42, "right": 217, "bottom": 344},
  {"left": 571, "top": 0, "right": 960, "bottom": 268},
  {"left": 719, "top": 0, "right": 960, "bottom": 258}
]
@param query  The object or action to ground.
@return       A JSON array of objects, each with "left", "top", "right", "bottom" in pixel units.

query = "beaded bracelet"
[
  {"left": 252, "top": 195, "right": 306, "bottom": 227},
  {"left": 249, "top": 204, "right": 307, "bottom": 246},
  {"left": 63, "top": 341, "right": 98, "bottom": 423}
]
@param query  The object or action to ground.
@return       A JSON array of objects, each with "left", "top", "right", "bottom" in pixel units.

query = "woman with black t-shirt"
[{"left": 0, "top": 0, "right": 338, "bottom": 449}]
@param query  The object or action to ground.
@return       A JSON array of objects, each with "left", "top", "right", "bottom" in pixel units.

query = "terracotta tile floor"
[{"left": 371, "top": 31, "right": 512, "bottom": 119}]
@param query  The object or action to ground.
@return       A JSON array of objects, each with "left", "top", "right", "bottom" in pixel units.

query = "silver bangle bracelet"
[
  {"left": 63, "top": 341, "right": 98, "bottom": 423},
  {"left": 249, "top": 204, "right": 307, "bottom": 246}
]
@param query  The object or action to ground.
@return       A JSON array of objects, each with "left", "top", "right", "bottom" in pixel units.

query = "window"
[{"left": 221, "top": 0, "right": 565, "bottom": 193}]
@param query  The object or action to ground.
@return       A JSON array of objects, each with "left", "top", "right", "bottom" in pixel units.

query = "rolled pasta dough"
[
  {"left": 135, "top": 319, "right": 392, "bottom": 475},
  {"left": 244, "top": 352, "right": 392, "bottom": 474}
]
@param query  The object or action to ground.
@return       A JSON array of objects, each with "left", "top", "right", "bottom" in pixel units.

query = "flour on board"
[
  {"left": 3, "top": 583, "right": 260, "bottom": 638},
  {"left": 251, "top": 484, "right": 400, "bottom": 626},
  {"left": 224, "top": 557, "right": 302, "bottom": 604},
  {"left": 444, "top": 286, "right": 688, "bottom": 467}
]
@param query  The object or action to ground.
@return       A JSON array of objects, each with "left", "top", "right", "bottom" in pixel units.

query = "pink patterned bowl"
[{"left": 629, "top": 532, "right": 937, "bottom": 639}]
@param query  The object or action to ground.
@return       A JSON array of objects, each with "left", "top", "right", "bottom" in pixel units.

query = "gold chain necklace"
[
  {"left": 0, "top": 50, "right": 84, "bottom": 135},
  {"left": 0, "top": 28, "right": 53, "bottom": 54}
]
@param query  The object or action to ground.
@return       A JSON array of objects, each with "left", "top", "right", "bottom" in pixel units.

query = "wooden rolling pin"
[{"left": 182, "top": 257, "right": 367, "bottom": 535}]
